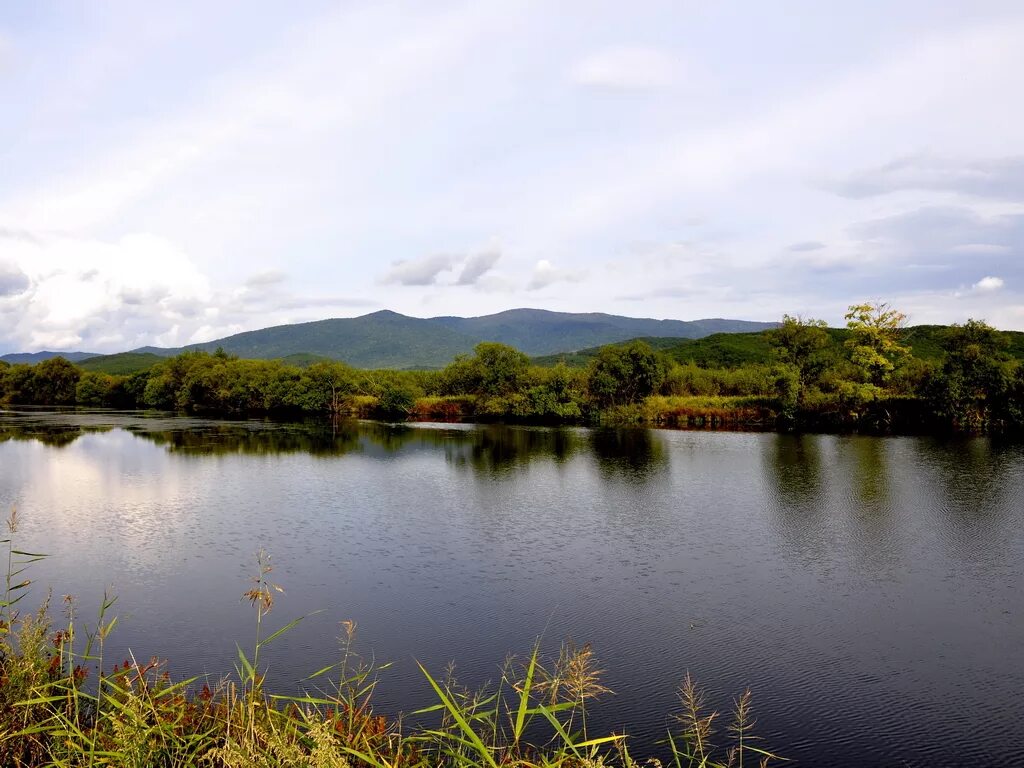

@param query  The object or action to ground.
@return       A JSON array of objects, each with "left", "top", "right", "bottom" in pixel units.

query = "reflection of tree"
[
  {"left": 764, "top": 434, "right": 824, "bottom": 509},
  {"left": 909, "top": 437, "right": 1020, "bottom": 527},
  {"left": 762, "top": 434, "right": 829, "bottom": 561},
  {"left": 590, "top": 427, "right": 667, "bottom": 482},
  {"left": 849, "top": 436, "right": 890, "bottom": 511},
  {"left": 135, "top": 421, "right": 365, "bottom": 457},
  {"left": 0, "top": 424, "right": 113, "bottom": 448},
  {"left": 444, "top": 425, "right": 581, "bottom": 475},
  {"left": 0, "top": 416, "right": 585, "bottom": 474}
]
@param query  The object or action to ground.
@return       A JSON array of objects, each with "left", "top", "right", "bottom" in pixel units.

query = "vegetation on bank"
[
  {"left": 2, "top": 302, "right": 1023, "bottom": 434},
  {"left": 1, "top": 516, "right": 778, "bottom": 768}
]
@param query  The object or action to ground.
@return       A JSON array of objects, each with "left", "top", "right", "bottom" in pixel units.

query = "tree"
[
  {"left": 30, "top": 357, "right": 81, "bottom": 405},
  {"left": 843, "top": 302, "right": 910, "bottom": 391},
  {"left": 586, "top": 341, "right": 666, "bottom": 408},
  {"left": 767, "top": 315, "right": 832, "bottom": 404},
  {"left": 927, "top": 319, "right": 1010, "bottom": 430},
  {"left": 472, "top": 342, "right": 530, "bottom": 396}
]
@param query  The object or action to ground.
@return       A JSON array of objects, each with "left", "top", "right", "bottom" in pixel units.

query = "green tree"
[
  {"left": 586, "top": 341, "right": 666, "bottom": 408},
  {"left": 767, "top": 315, "right": 832, "bottom": 404},
  {"left": 843, "top": 302, "right": 910, "bottom": 391},
  {"left": 75, "top": 372, "right": 117, "bottom": 406},
  {"left": 927, "top": 319, "right": 1010, "bottom": 430},
  {"left": 31, "top": 357, "right": 81, "bottom": 405},
  {"left": 472, "top": 342, "right": 530, "bottom": 396}
]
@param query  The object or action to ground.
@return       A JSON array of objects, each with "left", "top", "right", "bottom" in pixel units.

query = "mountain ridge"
[{"left": 3, "top": 309, "right": 778, "bottom": 370}]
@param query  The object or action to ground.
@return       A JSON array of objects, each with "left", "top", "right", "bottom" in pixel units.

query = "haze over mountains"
[{"left": 1, "top": 309, "right": 777, "bottom": 370}]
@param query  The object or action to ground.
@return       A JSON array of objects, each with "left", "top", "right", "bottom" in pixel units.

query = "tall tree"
[
  {"left": 928, "top": 319, "right": 1009, "bottom": 430},
  {"left": 586, "top": 341, "right": 666, "bottom": 407},
  {"left": 767, "top": 314, "right": 832, "bottom": 404},
  {"left": 844, "top": 302, "right": 910, "bottom": 390}
]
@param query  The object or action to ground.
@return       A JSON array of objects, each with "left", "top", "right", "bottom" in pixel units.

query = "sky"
[{"left": 2, "top": 1, "right": 1024, "bottom": 353}]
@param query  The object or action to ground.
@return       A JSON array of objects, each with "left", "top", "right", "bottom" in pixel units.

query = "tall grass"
[{"left": 0, "top": 511, "right": 782, "bottom": 767}]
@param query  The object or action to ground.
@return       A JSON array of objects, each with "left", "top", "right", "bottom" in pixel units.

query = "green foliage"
[
  {"left": 78, "top": 352, "right": 165, "bottom": 375},
  {"left": 587, "top": 341, "right": 666, "bottom": 408},
  {"left": 844, "top": 302, "right": 911, "bottom": 390},
  {"left": 925, "top": 319, "right": 1014, "bottom": 431},
  {"left": 4, "top": 302, "right": 1023, "bottom": 435}
]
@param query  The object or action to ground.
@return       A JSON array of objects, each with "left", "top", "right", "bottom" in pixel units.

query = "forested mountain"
[
  {"left": 134, "top": 311, "right": 482, "bottom": 369},
  {"left": 0, "top": 351, "right": 98, "bottom": 364},
  {"left": 429, "top": 309, "right": 775, "bottom": 355},
  {"left": 126, "top": 309, "right": 777, "bottom": 368},
  {"left": 534, "top": 325, "right": 1024, "bottom": 368}
]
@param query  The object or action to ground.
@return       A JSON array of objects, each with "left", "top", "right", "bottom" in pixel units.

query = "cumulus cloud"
[
  {"left": 831, "top": 155, "right": 1024, "bottom": 200},
  {"left": 568, "top": 46, "right": 681, "bottom": 90},
  {"left": 0, "top": 231, "right": 371, "bottom": 353},
  {"left": 0, "top": 262, "right": 30, "bottom": 297},
  {"left": 381, "top": 254, "right": 455, "bottom": 286},
  {"left": 456, "top": 249, "right": 501, "bottom": 285},
  {"left": 973, "top": 276, "right": 1004, "bottom": 291},
  {"left": 527, "top": 260, "right": 584, "bottom": 291}
]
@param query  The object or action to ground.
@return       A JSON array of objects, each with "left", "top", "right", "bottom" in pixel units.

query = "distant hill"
[
  {"left": 430, "top": 309, "right": 776, "bottom": 355},
  {"left": 534, "top": 332, "right": 774, "bottom": 368},
  {"left": 535, "top": 325, "right": 1024, "bottom": 368},
  {"left": 78, "top": 352, "right": 166, "bottom": 375},
  {"left": 128, "top": 309, "right": 777, "bottom": 369},
  {"left": 135, "top": 311, "right": 482, "bottom": 369},
  {"left": 0, "top": 351, "right": 98, "bottom": 364}
]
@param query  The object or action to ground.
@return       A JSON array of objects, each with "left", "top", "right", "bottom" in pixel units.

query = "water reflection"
[
  {"left": 0, "top": 412, "right": 670, "bottom": 481},
  {"left": 590, "top": 427, "right": 667, "bottom": 482}
]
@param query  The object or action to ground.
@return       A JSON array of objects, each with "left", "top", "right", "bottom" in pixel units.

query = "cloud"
[
  {"left": 0, "top": 230, "right": 372, "bottom": 353},
  {"left": 245, "top": 270, "right": 288, "bottom": 288},
  {"left": 0, "top": 262, "right": 30, "bottom": 297},
  {"left": 973, "top": 276, "right": 1004, "bottom": 292},
  {"left": 0, "top": 227, "right": 41, "bottom": 244},
  {"left": 527, "top": 260, "right": 584, "bottom": 291},
  {"left": 951, "top": 243, "right": 1011, "bottom": 254},
  {"left": 456, "top": 249, "right": 501, "bottom": 285},
  {"left": 849, "top": 206, "right": 1024, "bottom": 259},
  {"left": 787, "top": 240, "right": 826, "bottom": 252},
  {"left": 382, "top": 254, "right": 455, "bottom": 286},
  {"left": 831, "top": 155, "right": 1024, "bottom": 200},
  {"left": 568, "top": 46, "right": 681, "bottom": 90}
]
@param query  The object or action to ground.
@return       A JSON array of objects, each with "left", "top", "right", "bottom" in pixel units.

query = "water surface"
[{"left": 1, "top": 408, "right": 1022, "bottom": 766}]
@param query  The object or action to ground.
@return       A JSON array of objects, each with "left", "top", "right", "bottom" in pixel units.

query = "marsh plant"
[{"left": 0, "top": 513, "right": 780, "bottom": 767}]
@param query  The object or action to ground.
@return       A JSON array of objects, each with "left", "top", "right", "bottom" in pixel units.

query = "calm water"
[{"left": 1, "top": 408, "right": 1022, "bottom": 766}]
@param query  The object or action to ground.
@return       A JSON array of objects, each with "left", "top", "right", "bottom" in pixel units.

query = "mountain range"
[{"left": 1, "top": 309, "right": 776, "bottom": 370}]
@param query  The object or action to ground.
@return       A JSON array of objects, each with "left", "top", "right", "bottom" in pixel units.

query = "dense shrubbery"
[{"left": 3, "top": 303, "right": 1023, "bottom": 434}]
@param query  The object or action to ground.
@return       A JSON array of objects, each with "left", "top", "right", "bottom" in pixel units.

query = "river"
[{"left": 1, "top": 408, "right": 1022, "bottom": 766}]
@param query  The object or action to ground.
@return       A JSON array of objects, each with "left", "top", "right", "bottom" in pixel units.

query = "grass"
[{"left": 0, "top": 509, "right": 781, "bottom": 768}]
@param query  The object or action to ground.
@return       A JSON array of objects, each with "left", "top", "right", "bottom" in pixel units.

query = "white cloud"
[
  {"left": 382, "top": 254, "right": 456, "bottom": 286},
  {"left": 569, "top": 46, "right": 681, "bottom": 90},
  {"left": 456, "top": 249, "right": 501, "bottom": 285},
  {"left": 527, "top": 259, "right": 584, "bottom": 290},
  {"left": 973, "top": 276, "right": 1005, "bottom": 291},
  {"left": 0, "top": 230, "right": 370, "bottom": 352}
]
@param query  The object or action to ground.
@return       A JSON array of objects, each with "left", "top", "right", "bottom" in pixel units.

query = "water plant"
[{"left": 0, "top": 526, "right": 781, "bottom": 767}]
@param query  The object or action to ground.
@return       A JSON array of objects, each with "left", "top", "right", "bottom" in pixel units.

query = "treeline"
[{"left": 2, "top": 302, "right": 1023, "bottom": 434}]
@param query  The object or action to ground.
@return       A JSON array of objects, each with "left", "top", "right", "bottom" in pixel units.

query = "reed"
[{"left": 0, "top": 528, "right": 781, "bottom": 767}]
